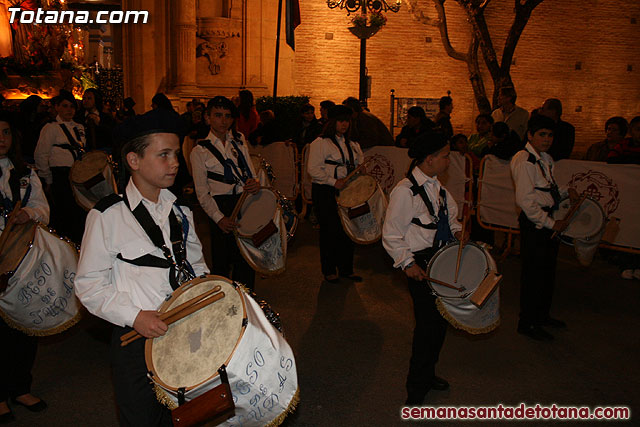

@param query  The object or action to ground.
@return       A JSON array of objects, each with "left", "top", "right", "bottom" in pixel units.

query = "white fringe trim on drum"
[
  {"left": 435, "top": 299, "right": 500, "bottom": 335},
  {"left": 0, "top": 306, "right": 82, "bottom": 337},
  {"left": 266, "top": 387, "right": 300, "bottom": 427}
]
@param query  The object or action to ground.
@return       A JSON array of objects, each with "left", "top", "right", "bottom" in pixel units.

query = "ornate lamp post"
[{"left": 327, "top": 0, "right": 401, "bottom": 107}]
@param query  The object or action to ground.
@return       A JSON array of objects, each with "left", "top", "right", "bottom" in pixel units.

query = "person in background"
[
  {"left": 307, "top": 105, "right": 364, "bottom": 283},
  {"left": 236, "top": 89, "right": 260, "bottom": 138},
  {"left": 151, "top": 93, "right": 177, "bottom": 114},
  {"left": 434, "top": 96, "right": 454, "bottom": 141},
  {"left": 122, "top": 97, "right": 136, "bottom": 120},
  {"left": 540, "top": 98, "right": 575, "bottom": 161},
  {"left": 468, "top": 113, "right": 494, "bottom": 158},
  {"left": 342, "top": 97, "right": 393, "bottom": 148},
  {"left": 586, "top": 116, "right": 628, "bottom": 162},
  {"left": 319, "top": 100, "right": 336, "bottom": 128},
  {"left": 608, "top": 116, "right": 640, "bottom": 165},
  {"left": 511, "top": 114, "right": 579, "bottom": 341},
  {"left": 481, "top": 122, "right": 523, "bottom": 161},
  {"left": 249, "top": 110, "right": 284, "bottom": 146},
  {"left": 74, "top": 88, "right": 115, "bottom": 152},
  {"left": 395, "top": 106, "right": 435, "bottom": 149},
  {"left": 491, "top": 86, "right": 529, "bottom": 141},
  {"left": 0, "top": 113, "right": 50, "bottom": 423},
  {"left": 294, "top": 104, "right": 323, "bottom": 151}
]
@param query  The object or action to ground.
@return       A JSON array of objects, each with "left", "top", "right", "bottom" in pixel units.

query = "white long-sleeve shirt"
[
  {"left": 34, "top": 116, "right": 86, "bottom": 184},
  {"left": 307, "top": 135, "right": 364, "bottom": 186},
  {"left": 75, "top": 179, "right": 209, "bottom": 328},
  {"left": 382, "top": 167, "right": 462, "bottom": 270},
  {"left": 491, "top": 105, "right": 529, "bottom": 141},
  {"left": 190, "top": 130, "right": 256, "bottom": 224},
  {"left": 0, "top": 158, "right": 49, "bottom": 232},
  {"left": 510, "top": 143, "right": 568, "bottom": 230}
]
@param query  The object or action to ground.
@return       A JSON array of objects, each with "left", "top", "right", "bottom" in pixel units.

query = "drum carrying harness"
[
  {"left": 526, "top": 151, "right": 562, "bottom": 213},
  {"left": 0, "top": 167, "right": 32, "bottom": 216},
  {"left": 116, "top": 194, "right": 195, "bottom": 290},
  {"left": 197, "top": 138, "right": 253, "bottom": 195},
  {"left": 407, "top": 172, "right": 454, "bottom": 249},
  {"left": 54, "top": 123, "right": 85, "bottom": 161},
  {"left": 324, "top": 136, "right": 356, "bottom": 178}
]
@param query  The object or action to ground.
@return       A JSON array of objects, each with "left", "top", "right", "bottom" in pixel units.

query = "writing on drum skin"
[
  {"left": 227, "top": 347, "right": 294, "bottom": 426},
  {"left": 16, "top": 263, "right": 74, "bottom": 325}
]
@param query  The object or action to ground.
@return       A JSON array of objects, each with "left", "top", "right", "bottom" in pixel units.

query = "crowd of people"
[{"left": 0, "top": 85, "right": 638, "bottom": 423}]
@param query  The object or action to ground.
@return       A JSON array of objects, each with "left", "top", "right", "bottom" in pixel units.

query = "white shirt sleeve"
[
  {"left": 307, "top": 138, "right": 337, "bottom": 186},
  {"left": 511, "top": 157, "right": 555, "bottom": 229},
  {"left": 353, "top": 142, "right": 365, "bottom": 167},
  {"left": 34, "top": 123, "right": 54, "bottom": 185},
  {"left": 75, "top": 209, "right": 141, "bottom": 327},
  {"left": 21, "top": 168, "right": 50, "bottom": 225},
  {"left": 190, "top": 147, "right": 225, "bottom": 224},
  {"left": 382, "top": 185, "right": 418, "bottom": 269}
]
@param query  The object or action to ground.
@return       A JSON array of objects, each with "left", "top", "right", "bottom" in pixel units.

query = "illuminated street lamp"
[{"left": 327, "top": 0, "right": 401, "bottom": 107}]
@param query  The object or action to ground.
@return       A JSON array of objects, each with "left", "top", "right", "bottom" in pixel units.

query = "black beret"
[
  {"left": 328, "top": 104, "right": 353, "bottom": 120},
  {"left": 115, "top": 108, "right": 184, "bottom": 143},
  {"left": 408, "top": 131, "right": 448, "bottom": 159},
  {"left": 56, "top": 89, "right": 77, "bottom": 106}
]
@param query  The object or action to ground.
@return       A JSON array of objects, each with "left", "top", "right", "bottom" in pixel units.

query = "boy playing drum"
[{"left": 75, "top": 109, "right": 209, "bottom": 425}]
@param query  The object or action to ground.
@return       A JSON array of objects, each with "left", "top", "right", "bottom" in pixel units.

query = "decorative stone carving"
[
  {"left": 196, "top": 39, "right": 227, "bottom": 75},
  {"left": 195, "top": 16, "right": 241, "bottom": 75}
]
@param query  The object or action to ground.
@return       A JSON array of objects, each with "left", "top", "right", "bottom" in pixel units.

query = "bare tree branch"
[
  {"left": 500, "top": 0, "right": 543, "bottom": 73},
  {"left": 433, "top": 0, "right": 468, "bottom": 61},
  {"left": 405, "top": 0, "right": 440, "bottom": 27}
]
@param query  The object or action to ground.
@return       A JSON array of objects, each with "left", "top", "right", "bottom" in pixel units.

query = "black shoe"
[
  {"left": 517, "top": 325, "right": 554, "bottom": 341},
  {"left": 405, "top": 393, "right": 425, "bottom": 406},
  {"left": 339, "top": 274, "right": 363, "bottom": 282},
  {"left": 324, "top": 274, "right": 339, "bottom": 283},
  {"left": 543, "top": 317, "right": 567, "bottom": 329},
  {"left": 10, "top": 398, "right": 47, "bottom": 413},
  {"left": 431, "top": 376, "right": 450, "bottom": 391},
  {"left": 0, "top": 410, "right": 15, "bottom": 424}
]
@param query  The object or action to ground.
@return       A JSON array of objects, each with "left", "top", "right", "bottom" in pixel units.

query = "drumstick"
[
  {"left": 120, "top": 291, "right": 225, "bottom": 347},
  {"left": 120, "top": 285, "right": 221, "bottom": 343},
  {"left": 551, "top": 194, "right": 587, "bottom": 239},
  {"left": 425, "top": 275, "right": 465, "bottom": 292},
  {"left": 0, "top": 201, "right": 22, "bottom": 255},
  {"left": 454, "top": 214, "right": 467, "bottom": 283},
  {"left": 230, "top": 190, "right": 251, "bottom": 222},
  {"left": 343, "top": 158, "right": 372, "bottom": 183}
]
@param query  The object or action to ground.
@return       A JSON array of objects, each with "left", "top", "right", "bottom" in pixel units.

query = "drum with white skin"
[
  {"left": 146, "top": 276, "right": 299, "bottom": 426},
  {"left": 425, "top": 241, "right": 500, "bottom": 334}
]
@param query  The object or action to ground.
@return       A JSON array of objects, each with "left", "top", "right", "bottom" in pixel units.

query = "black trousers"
[
  {"left": 110, "top": 327, "right": 173, "bottom": 427},
  {"left": 210, "top": 194, "right": 255, "bottom": 290},
  {"left": 312, "top": 183, "right": 354, "bottom": 277},
  {"left": 518, "top": 212, "right": 560, "bottom": 327},
  {"left": 51, "top": 166, "right": 87, "bottom": 244},
  {"left": 0, "top": 318, "right": 37, "bottom": 402},
  {"left": 406, "top": 250, "right": 448, "bottom": 396}
]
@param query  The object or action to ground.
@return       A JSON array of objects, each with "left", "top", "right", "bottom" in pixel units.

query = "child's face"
[
  {"left": 336, "top": 119, "right": 350, "bottom": 135},
  {"left": 128, "top": 133, "right": 181, "bottom": 190},
  {"left": 454, "top": 137, "right": 468, "bottom": 153},
  {"left": 56, "top": 100, "right": 76, "bottom": 121},
  {"left": 302, "top": 110, "right": 315, "bottom": 123},
  {"left": 528, "top": 128, "right": 554, "bottom": 153},
  {"left": 0, "top": 121, "right": 12, "bottom": 158},
  {"left": 420, "top": 145, "right": 451, "bottom": 176},
  {"left": 209, "top": 107, "right": 234, "bottom": 136}
]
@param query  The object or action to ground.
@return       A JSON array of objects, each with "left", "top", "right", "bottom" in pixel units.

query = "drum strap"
[
  {"left": 328, "top": 136, "right": 356, "bottom": 176},
  {"left": 56, "top": 124, "right": 85, "bottom": 161},
  {"left": 407, "top": 173, "right": 453, "bottom": 246},
  {"left": 1, "top": 169, "right": 32, "bottom": 213},
  {"left": 118, "top": 195, "right": 194, "bottom": 290},
  {"left": 527, "top": 152, "right": 562, "bottom": 211},
  {"left": 198, "top": 139, "right": 253, "bottom": 187}
]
